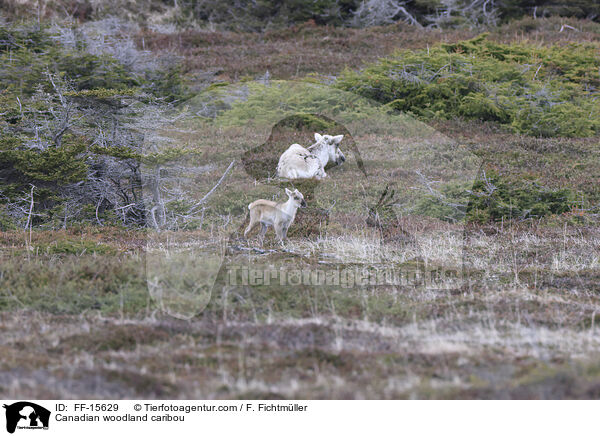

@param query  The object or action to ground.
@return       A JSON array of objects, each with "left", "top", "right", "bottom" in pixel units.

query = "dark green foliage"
[
  {"left": 412, "top": 0, "right": 600, "bottom": 27},
  {"left": 0, "top": 25, "right": 54, "bottom": 53},
  {"left": 413, "top": 182, "right": 473, "bottom": 222},
  {"left": 0, "top": 45, "right": 139, "bottom": 98},
  {"left": 0, "top": 204, "right": 17, "bottom": 230},
  {"left": 466, "top": 171, "right": 576, "bottom": 222},
  {"left": 337, "top": 35, "right": 600, "bottom": 137},
  {"left": 172, "top": 0, "right": 599, "bottom": 30},
  {"left": 56, "top": 52, "right": 140, "bottom": 91},
  {"left": 0, "top": 25, "right": 188, "bottom": 100},
  {"left": 0, "top": 135, "right": 87, "bottom": 184},
  {"left": 412, "top": 166, "right": 581, "bottom": 223},
  {"left": 496, "top": 0, "right": 600, "bottom": 23},
  {"left": 175, "top": 0, "right": 359, "bottom": 30},
  {"left": 414, "top": 172, "right": 577, "bottom": 223},
  {"left": 0, "top": 24, "right": 188, "bottom": 228},
  {"left": 0, "top": 135, "right": 88, "bottom": 227},
  {"left": 142, "top": 64, "right": 191, "bottom": 103},
  {"left": 1, "top": 0, "right": 598, "bottom": 33}
]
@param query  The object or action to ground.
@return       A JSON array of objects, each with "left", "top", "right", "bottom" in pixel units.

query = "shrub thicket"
[
  {"left": 2, "top": 0, "right": 598, "bottom": 31},
  {"left": 466, "top": 171, "right": 576, "bottom": 222},
  {"left": 173, "top": 0, "right": 599, "bottom": 30},
  {"left": 0, "top": 24, "right": 193, "bottom": 229},
  {"left": 337, "top": 34, "right": 600, "bottom": 137},
  {"left": 412, "top": 171, "right": 577, "bottom": 223}
]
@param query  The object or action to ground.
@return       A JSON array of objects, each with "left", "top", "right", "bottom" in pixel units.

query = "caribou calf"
[{"left": 244, "top": 188, "right": 306, "bottom": 245}]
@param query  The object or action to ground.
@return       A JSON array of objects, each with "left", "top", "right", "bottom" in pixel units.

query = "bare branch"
[{"left": 188, "top": 160, "right": 236, "bottom": 214}]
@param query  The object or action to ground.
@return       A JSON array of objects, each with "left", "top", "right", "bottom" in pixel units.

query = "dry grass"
[
  {"left": 2, "top": 13, "right": 600, "bottom": 399},
  {"left": 3, "top": 106, "right": 600, "bottom": 399},
  {"left": 2, "top": 114, "right": 599, "bottom": 398},
  {"left": 2, "top": 221, "right": 600, "bottom": 399}
]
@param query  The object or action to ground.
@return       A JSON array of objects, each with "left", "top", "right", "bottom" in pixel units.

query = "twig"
[
  {"left": 533, "top": 64, "right": 543, "bottom": 81},
  {"left": 560, "top": 24, "right": 578, "bottom": 32},
  {"left": 25, "top": 185, "right": 35, "bottom": 249},
  {"left": 188, "top": 160, "right": 235, "bottom": 214},
  {"left": 150, "top": 206, "right": 160, "bottom": 230}
]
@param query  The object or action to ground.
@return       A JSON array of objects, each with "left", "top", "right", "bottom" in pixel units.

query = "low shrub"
[
  {"left": 414, "top": 171, "right": 577, "bottom": 222},
  {"left": 466, "top": 171, "right": 576, "bottom": 222},
  {"left": 337, "top": 35, "right": 600, "bottom": 137}
]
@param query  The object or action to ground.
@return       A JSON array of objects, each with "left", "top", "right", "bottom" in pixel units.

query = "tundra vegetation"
[{"left": 1, "top": 1, "right": 600, "bottom": 399}]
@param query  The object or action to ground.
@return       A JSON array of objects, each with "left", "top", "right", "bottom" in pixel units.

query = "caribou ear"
[
  {"left": 314, "top": 133, "right": 323, "bottom": 142},
  {"left": 332, "top": 135, "right": 344, "bottom": 144},
  {"left": 285, "top": 188, "right": 292, "bottom": 196}
]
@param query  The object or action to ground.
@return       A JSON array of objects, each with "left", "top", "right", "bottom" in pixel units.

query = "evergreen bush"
[{"left": 337, "top": 35, "right": 600, "bottom": 137}]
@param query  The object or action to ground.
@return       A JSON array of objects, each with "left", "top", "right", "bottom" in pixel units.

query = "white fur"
[
  {"left": 245, "top": 188, "right": 306, "bottom": 245},
  {"left": 277, "top": 133, "right": 345, "bottom": 180}
]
